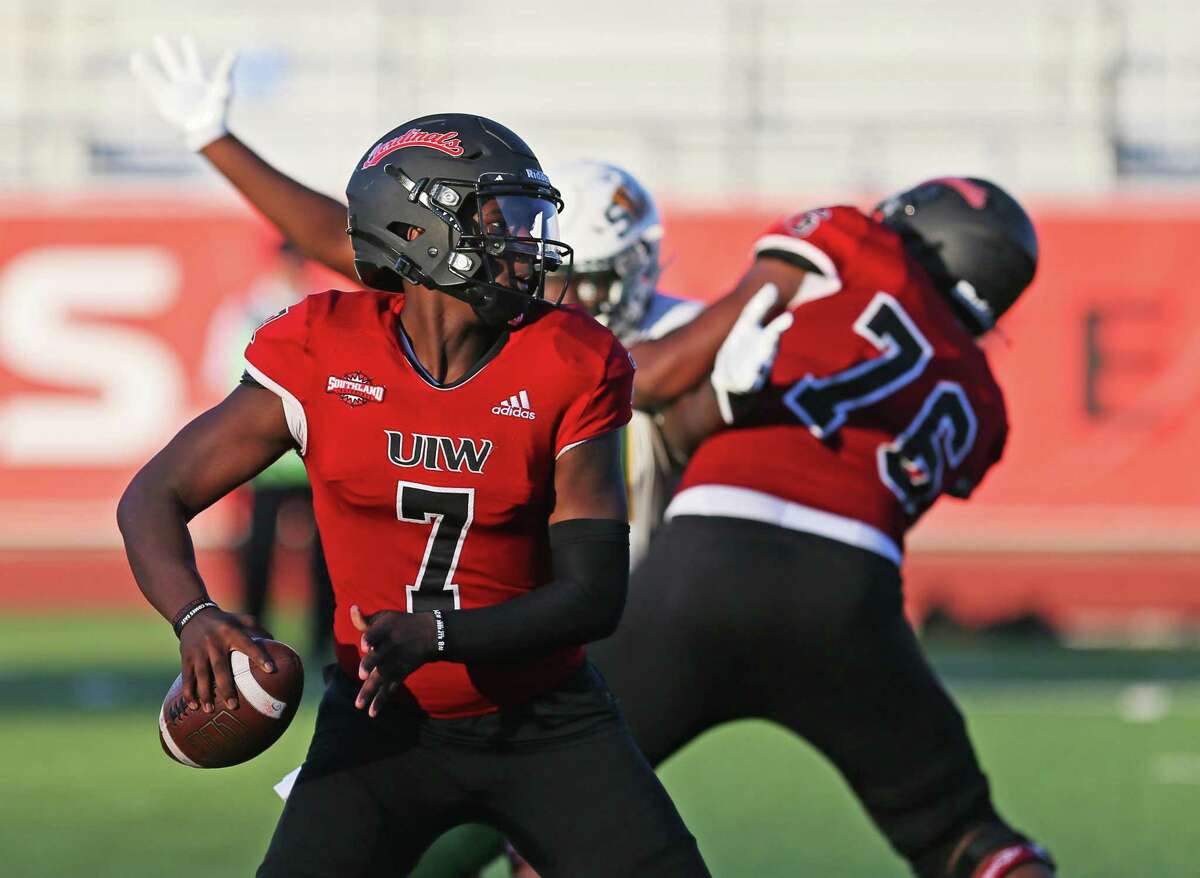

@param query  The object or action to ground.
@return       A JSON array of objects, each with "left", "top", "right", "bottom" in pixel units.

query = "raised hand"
[{"left": 131, "top": 34, "right": 236, "bottom": 151}]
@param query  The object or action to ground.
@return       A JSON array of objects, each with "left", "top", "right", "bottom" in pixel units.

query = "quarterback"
[{"left": 118, "top": 111, "right": 710, "bottom": 877}]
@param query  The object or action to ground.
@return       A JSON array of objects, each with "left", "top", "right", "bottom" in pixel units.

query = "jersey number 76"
[{"left": 783, "top": 293, "right": 978, "bottom": 515}]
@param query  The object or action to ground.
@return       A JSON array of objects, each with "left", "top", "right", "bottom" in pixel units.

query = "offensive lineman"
[
  {"left": 118, "top": 112, "right": 710, "bottom": 877},
  {"left": 596, "top": 182, "right": 1057, "bottom": 878}
]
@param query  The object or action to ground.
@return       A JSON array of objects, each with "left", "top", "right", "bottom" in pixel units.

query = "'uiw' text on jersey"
[{"left": 386, "top": 431, "right": 494, "bottom": 474}]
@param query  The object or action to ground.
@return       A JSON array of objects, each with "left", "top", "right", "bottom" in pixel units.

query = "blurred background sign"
[{"left": 3, "top": 201, "right": 1199, "bottom": 636}]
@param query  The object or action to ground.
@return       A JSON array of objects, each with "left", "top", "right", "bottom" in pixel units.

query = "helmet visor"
[{"left": 462, "top": 195, "right": 570, "bottom": 296}]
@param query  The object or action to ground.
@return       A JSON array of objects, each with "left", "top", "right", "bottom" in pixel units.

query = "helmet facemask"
[
  {"left": 542, "top": 160, "right": 665, "bottom": 342},
  {"left": 567, "top": 238, "right": 661, "bottom": 342}
]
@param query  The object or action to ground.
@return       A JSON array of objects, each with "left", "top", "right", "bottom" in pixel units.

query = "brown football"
[{"left": 158, "top": 639, "right": 304, "bottom": 768}]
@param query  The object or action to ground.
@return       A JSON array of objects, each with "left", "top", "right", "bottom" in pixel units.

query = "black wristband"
[{"left": 171, "top": 598, "right": 218, "bottom": 638}]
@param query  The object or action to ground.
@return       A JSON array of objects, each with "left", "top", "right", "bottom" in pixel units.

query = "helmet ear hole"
[{"left": 387, "top": 222, "right": 425, "bottom": 242}]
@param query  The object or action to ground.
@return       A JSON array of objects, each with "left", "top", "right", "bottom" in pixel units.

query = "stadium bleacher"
[{"left": 3, "top": 0, "right": 1196, "bottom": 200}]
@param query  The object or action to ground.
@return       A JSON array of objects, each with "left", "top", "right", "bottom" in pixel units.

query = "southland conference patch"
[{"left": 326, "top": 372, "right": 386, "bottom": 407}]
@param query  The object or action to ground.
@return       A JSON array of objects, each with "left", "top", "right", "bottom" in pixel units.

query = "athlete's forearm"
[
  {"left": 440, "top": 519, "right": 629, "bottom": 662},
  {"left": 118, "top": 386, "right": 297, "bottom": 622},
  {"left": 657, "top": 383, "right": 726, "bottom": 461},
  {"left": 201, "top": 135, "right": 358, "bottom": 280},
  {"left": 627, "top": 299, "right": 748, "bottom": 412},
  {"left": 628, "top": 258, "right": 804, "bottom": 411},
  {"left": 119, "top": 413, "right": 283, "bottom": 711},
  {"left": 117, "top": 471, "right": 211, "bottom": 623}
]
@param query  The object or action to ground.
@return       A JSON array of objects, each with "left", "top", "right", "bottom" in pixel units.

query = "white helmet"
[{"left": 549, "top": 160, "right": 663, "bottom": 340}]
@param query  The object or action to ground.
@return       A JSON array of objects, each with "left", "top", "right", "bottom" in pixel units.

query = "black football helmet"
[
  {"left": 874, "top": 177, "right": 1038, "bottom": 335},
  {"left": 346, "top": 113, "right": 572, "bottom": 327}
]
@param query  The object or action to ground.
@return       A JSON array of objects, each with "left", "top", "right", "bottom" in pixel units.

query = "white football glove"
[
  {"left": 130, "top": 34, "right": 236, "bottom": 151},
  {"left": 711, "top": 283, "right": 794, "bottom": 424}
]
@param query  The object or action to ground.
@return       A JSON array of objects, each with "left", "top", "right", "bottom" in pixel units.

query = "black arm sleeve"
[{"left": 439, "top": 518, "right": 630, "bottom": 663}]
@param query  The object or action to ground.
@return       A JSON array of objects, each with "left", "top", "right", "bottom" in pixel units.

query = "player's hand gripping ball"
[{"left": 159, "top": 638, "right": 303, "bottom": 768}]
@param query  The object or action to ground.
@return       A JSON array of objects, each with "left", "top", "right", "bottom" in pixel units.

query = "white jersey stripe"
[
  {"left": 244, "top": 360, "right": 308, "bottom": 455},
  {"left": 752, "top": 234, "right": 844, "bottom": 306},
  {"left": 666, "top": 484, "right": 901, "bottom": 566}
]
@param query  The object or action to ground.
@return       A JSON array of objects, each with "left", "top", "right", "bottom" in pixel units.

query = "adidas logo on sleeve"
[{"left": 492, "top": 390, "right": 536, "bottom": 420}]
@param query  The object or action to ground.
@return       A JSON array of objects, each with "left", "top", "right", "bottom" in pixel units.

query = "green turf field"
[{"left": 2, "top": 611, "right": 1198, "bottom": 876}]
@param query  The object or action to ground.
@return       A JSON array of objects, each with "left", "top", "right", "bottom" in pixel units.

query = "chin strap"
[{"left": 467, "top": 286, "right": 532, "bottom": 328}]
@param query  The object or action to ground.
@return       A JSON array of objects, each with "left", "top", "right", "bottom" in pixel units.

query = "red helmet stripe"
[{"left": 929, "top": 177, "right": 989, "bottom": 209}]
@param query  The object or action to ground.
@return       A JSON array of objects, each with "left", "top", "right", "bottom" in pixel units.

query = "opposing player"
[
  {"left": 117, "top": 112, "right": 710, "bottom": 877},
  {"left": 543, "top": 160, "right": 700, "bottom": 560},
  {"left": 594, "top": 180, "right": 1057, "bottom": 878}
]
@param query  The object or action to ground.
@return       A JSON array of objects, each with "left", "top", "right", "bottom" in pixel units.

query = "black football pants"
[
  {"left": 257, "top": 664, "right": 709, "bottom": 878},
  {"left": 588, "top": 515, "right": 1011, "bottom": 878}
]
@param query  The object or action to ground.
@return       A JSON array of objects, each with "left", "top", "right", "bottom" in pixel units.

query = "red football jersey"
[
  {"left": 673, "top": 206, "right": 1007, "bottom": 562},
  {"left": 244, "top": 290, "right": 634, "bottom": 718}
]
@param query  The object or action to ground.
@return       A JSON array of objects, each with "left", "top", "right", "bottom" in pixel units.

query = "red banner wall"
[{"left": 1, "top": 198, "right": 1197, "bottom": 625}]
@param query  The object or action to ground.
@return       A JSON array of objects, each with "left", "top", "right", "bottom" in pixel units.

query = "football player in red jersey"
[
  {"left": 128, "top": 37, "right": 1050, "bottom": 878},
  {"left": 118, "top": 113, "right": 710, "bottom": 878},
  {"left": 588, "top": 180, "right": 1057, "bottom": 878}
]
